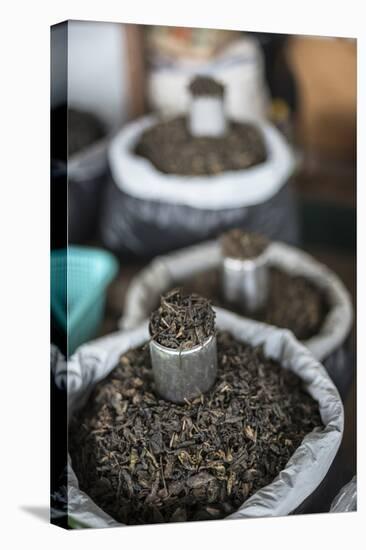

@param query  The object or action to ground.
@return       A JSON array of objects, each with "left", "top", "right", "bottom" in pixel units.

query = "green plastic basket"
[{"left": 51, "top": 246, "right": 119, "bottom": 355}]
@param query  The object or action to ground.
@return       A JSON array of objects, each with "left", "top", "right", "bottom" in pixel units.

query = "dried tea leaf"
[
  {"left": 149, "top": 289, "right": 215, "bottom": 350},
  {"left": 129, "top": 449, "right": 139, "bottom": 472},
  {"left": 221, "top": 229, "right": 269, "bottom": 260},
  {"left": 186, "top": 472, "right": 215, "bottom": 489},
  {"left": 135, "top": 116, "right": 267, "bottom": 176},
  {"left": 170, "top": 507, "right": 187, "bottom": 523},
  {"left": 244, "top": 425, "right": 257, "bottom": 442}
]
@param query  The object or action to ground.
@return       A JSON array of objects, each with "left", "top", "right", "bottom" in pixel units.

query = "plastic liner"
[
  {"left": 58, "top": 310, "right": 344, "bottom": 527},
  {"left": 100, "top": 117, "right": 298, "bottom": 257},
  {"left": 330, "top": 476, "right": 357, "bottom": 512},
  {"left": 120, "top": 240, "right": 353, "bottom": 395}
]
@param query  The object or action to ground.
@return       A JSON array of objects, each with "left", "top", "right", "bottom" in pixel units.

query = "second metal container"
[{"left": 221, "top": 250, "right": 269, "bottom": 314}]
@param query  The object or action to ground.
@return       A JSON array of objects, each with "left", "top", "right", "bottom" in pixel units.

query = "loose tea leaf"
[
  {"left": 149, "top": 288, "right": 216, "bottom": 350},
  {"left": 70, "top": 331, "right": 322, "bottom": 525},
  {"left": 180, "top": 267, "right": 328, "bottom": 341},
  {"left": 220, "top": 229, "right": 269, "bottom": 260},
  {"left": 189, "top": 76, "right": 225, "bottom": 97},
  {"left": 134, "top": 116, "right": 267, "bottom": 175}
]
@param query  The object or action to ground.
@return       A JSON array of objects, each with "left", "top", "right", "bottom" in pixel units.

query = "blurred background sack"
[{"left": 146, "top": 28, "right": 270, "bottom": 121}]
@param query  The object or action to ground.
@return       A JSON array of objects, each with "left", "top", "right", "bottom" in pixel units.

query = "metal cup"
[
  {"left": 149, "top": 334, "right": 218, "bottom": 403},
  {"left": 189, "top": 96, "right": 227, "bottom": 138},
  {"left": 221, "top": 249, "right": 269, "bottom": 314}
]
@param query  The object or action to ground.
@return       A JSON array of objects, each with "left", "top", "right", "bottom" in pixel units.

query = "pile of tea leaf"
[
  {"left": 180, "top": 268, "right": 329, "bottom": 341},
  {"left": 188, "top": 76, "right": 225, "bottom": 97},
  {"left": 221, "top": 229, "right": 269, "bottom": 260},
  {"left": 149, "top": 288, "right": 215, "bottom": 350},
  {"left": 69, "top": 331, "right": 322, "bottom": 525},
  {"left": 134, "top": 116, "right": 267, "bottom": 175}
]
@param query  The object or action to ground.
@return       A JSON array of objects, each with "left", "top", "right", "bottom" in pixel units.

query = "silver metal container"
[
  {"left": 189, "top": 96, "right": 227, "bottom": 138},
  {"left": 149, "top": 333, "right": 218, "bottom": 403},
  {"left": 221, "top": 249, "right": 270, "bottom": 314}
]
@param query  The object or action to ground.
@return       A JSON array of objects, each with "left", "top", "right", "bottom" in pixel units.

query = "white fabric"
[
  {"left": 62, "top": 310, "right": 343, "bottom": 527},
  {"left": 120, "top": 240, "right": 353, "bottom": 363},
  {"left": 108, "top": 115, "right": 296, "bottom": 210}
]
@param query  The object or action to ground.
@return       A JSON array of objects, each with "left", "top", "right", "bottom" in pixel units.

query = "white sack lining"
[{"left": 108, "top": 115, "right": 296, "bottom": 211}]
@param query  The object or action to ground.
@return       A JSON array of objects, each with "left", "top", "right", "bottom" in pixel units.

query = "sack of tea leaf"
[
  {"left": 100, "top": 76, "right": 297, "bottom": 258},
  {"left": 146, "top": 37, "right": 270, "bottom": 122},
  {"left": 120, "top": 239, "right": 353, "bottom": 398},
  {"left": 59, "top": 310, "right": 343, "bottom": 527}
]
